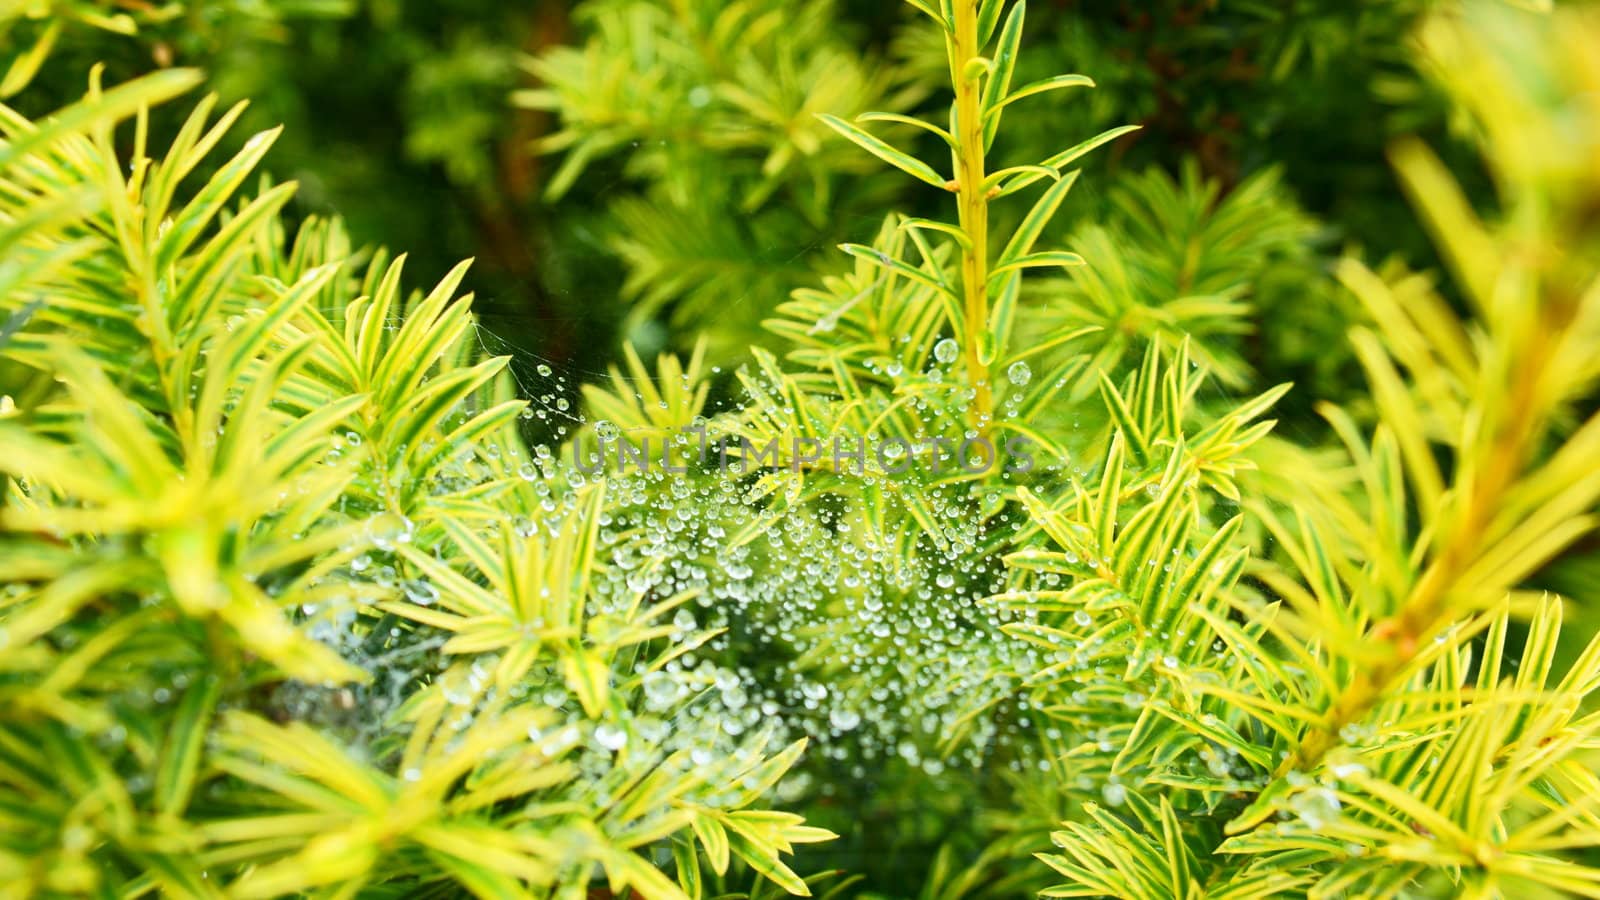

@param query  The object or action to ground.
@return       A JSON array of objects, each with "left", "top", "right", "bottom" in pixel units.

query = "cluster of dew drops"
[
  {"left": 486, "top": 350, "right": 1079, "bottom": 790},
  {"left": 284, "top": 334, "right": 1308, "bottom": 821}
]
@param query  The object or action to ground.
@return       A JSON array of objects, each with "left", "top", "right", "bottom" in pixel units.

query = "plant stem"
[
  {"left": 951, "top": 0, "right": 993, "bottom": 433},
  {"left": 1273, "top": 318, "right": 1551, "bottom": 779}
]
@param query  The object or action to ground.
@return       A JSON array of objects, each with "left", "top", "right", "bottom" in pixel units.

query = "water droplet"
[
  {"left": 1007, "top": 361, "right": 1032, "bottom": 386},
  {"left": 643, "top": 672, "right": 681, "bottom": 708},
  {"left": 1291, "top": 787, "right": 1342, "bottom": 830},
  {"left": 933, "top": 338, "right": 959, "bottom": 364},
  {"left": 594, "top": 723, "right": 628, "bottom": 752},
  {"left": 403, "top": 580, "right": 438, "bottom": 607}
]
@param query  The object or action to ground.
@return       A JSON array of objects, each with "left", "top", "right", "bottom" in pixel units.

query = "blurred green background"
[{"left": 2, "top": 0, "right": 1487, "bottom": 421}]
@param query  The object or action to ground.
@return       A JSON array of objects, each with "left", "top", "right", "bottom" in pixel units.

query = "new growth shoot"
[{"left": 820, "top": 0, "right": 1135, "bottom": 436}]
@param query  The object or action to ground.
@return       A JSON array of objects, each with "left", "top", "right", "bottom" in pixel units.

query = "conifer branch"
[{"left": 951, "top": 0, "right": 994, "bottom": 433}]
